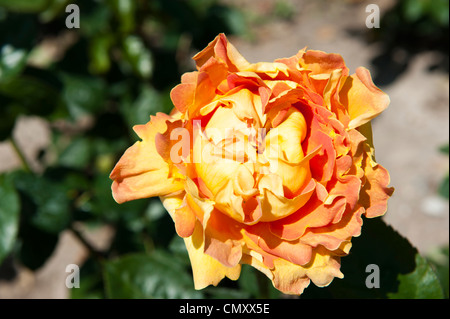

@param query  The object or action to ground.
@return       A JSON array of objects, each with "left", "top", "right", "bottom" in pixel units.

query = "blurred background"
[{"left": 0, "top": 0, "right": 448, "bottom": 299}]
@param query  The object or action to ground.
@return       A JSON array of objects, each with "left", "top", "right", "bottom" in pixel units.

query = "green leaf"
[
  {"left": 427, "top": 246, "right": 449, "bottom": 298},
  {"left": 11, "top": 170, "right": 67, "bottom": 270},
  {"left": 88, "top": 172, "right": 146, "bottom": 223},
  {"left": 121, "top": 36, "right": 153, "bottom": 79},
  {"left": 187, "top": 0, "right": 217, "bottom": 15},
  {"left": 119, "top": 85, "right": 164, "bottom": 129},
  {"left": 0, "top": 9, "right": 38, "bottom": 82},
  {"left": 0, "top": 96, "right": 16, "bottom": 140},
  {"left": 238, "top": 264, "right": 260, "bottom": 298},
  {"left": 110, "top": 0, "right": 136, "bottom": 33},
  {"left": 0, "top": 8, "right": 38, "bottom": 47},
  {"left": 438, "top": 144, "right": 449, "bottom": 199},
  {"left": 204, "top": 286, "right": 250, "bottom": 299},
  {"left": 103, "top": 251, "right": 203, "bottom": 298},
  {"left": 388, "top": 253, "right": 445, "bottom": 298},
  {"left": 274, "top": 0, "right": 296, "bottom": 21},
  {"left": 89, "top": 35, "right": 113, "bottom": 74},
  {"left": 0, "top": 44, "right": 28, "bottom": 83},
  {"left": 0, "top": 0, "right": 50, "bottom": 13},
  {"left": 0, "top": 74, "right": 61, "bottom": 114},
  {"left": 15, "top": 176, "right": 59, "bottom": 270},
  {"left": 39, "top": 0, "right": 72, "bottom": 23},
  {"left": 0, "top": 174, "right": 20, "bottom": 264},
  {"left": 403, "top": 0, "right": 427, "bottom": 22},
  {"left": 439, "top": 143, "right": 449, "bottom": 155},
  {"left": 13, "top": 171, "right": 70, "bottom": 234},
  {"left": 236, "top": 264, "right": 281, "bottom": 298},
  {"left": 167, "top": 235, "right": 191, "bottom": 268},
  {"left": 213, "top": 5, "right": 247, "bottom": 35},
  {"left": 60, "top": 73, "right": 106, "bottom": 119},
  {"left": 78, "top": 1, "right": 111, "bottom": 37},
  {"left": 438, "top": 174, "right": 449, "bottom": 199},
  {"left": 59, "top": 137, "right": 92, "bottom": 169},
  {"left": 17, "top": 220, "right": 59, "bottom": 270},
  {"left": 428, "top": 0, "right": 449, "bottom": 26},
  {"left": 0, "top": 68, "right": 64, "bottom": 118},
  {"left": 145, "top": 199, "right": 166, "bottom": 222}
]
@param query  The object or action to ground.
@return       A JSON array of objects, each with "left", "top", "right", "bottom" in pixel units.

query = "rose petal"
[
  {"left": 183, "top": 221, "right": 241, "bottom": 289},
  {"left": 259, "top": 178, "right": 316, "bottom": 222},
  {"left": 360, "top": 157, "right": 394, "bottom": 218},
  {"left": 193, "top": 33, "right": 250, "bottom": 72},
  {"left": 173, "top": 200, "right": 197, "bottom": 238},
  {"left": 269, "top": 190, "right": 346, "bottom": 240},
  {"left": 245, "top": 223, "right": 313, "bottom": 266},
  {"left": 271, "top": 258, "right": 310, "bottom": 295},
  {"left": 302, "top": 246, "right": 344, "bottom": 287},
  {"left": 203, "top": 209, "right": 243, "bottom": 267},
  {"left": 110, "top": 113, "right": 184, "bottom": 203},
  {"left": 300, "top": 50, "right": 348, "bottom": 77},
  {"left": 339, "top": 67, "right": 390, "bottom": 129},
  {"left": 301, "top": 207, "right": 364, "bottom": 251}
]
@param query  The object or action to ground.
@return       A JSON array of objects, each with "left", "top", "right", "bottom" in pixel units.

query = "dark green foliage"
[{"left": 438, "top": 144, "right": 449, "bottom": 199}]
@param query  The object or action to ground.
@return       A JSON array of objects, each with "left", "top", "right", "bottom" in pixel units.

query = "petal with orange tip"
[
  {"left": 299, "top": 50, "right": 349, "bottom": 77},
  {"left": 303, "top": 246, "right": 344, "bottom": 287},
  {"left": 301, "top": 207, "right": 365, "bottom": 251},
  {"left": 183, "top": 221, "right": 241, "bottom": 290},
  {"left": 193, "top": 33, "right": 250, "bottom": 72},
  {"left": 244, "top": 62, "right": 290, "bottom": 79},
  {"left": 360, "top": 154, "right": 394, "bottom": 218},
  {"left": 271, "top": 246, "right": 343, "bottom": 295},
  {"left": 259, "top": 178, "right": 316, "bottom": 222},
  {"left": 271, "top": 258, "right": 310, "bottom": 295},
  {"left": 203, "top": 209, "right": 244, "bottom": 268},
  {"left": 110, "top": 113, "right": 184, "bottom": 203},
  {"left": 339, "top": 67, "right": 390, "bottom": 130},
  {"left": 353, "top": 122, "right": 394, "bottom": 217},
  {"left": 160, "top": 193, "right": 196, "bottom": 238},
  {"left": 173, "top": 201, "right": 197, "bottom": 238}
]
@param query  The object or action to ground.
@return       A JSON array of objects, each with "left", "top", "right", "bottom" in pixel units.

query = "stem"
[{"left": 9, "top": 137, "right": 32, "bottom": 173}]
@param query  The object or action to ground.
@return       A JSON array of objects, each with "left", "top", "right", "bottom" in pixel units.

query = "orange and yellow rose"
[{"left": 110, "top": 34, "right": 394, "bottom": 295}]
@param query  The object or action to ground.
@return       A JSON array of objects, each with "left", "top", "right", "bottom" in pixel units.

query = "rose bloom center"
[{"left": 188, "top": 101, "right": 312, "bottom": 225}]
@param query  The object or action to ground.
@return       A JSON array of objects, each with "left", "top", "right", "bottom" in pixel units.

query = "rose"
[{"left": 110, "top": 34, "right": 394, "bottom": 295}]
